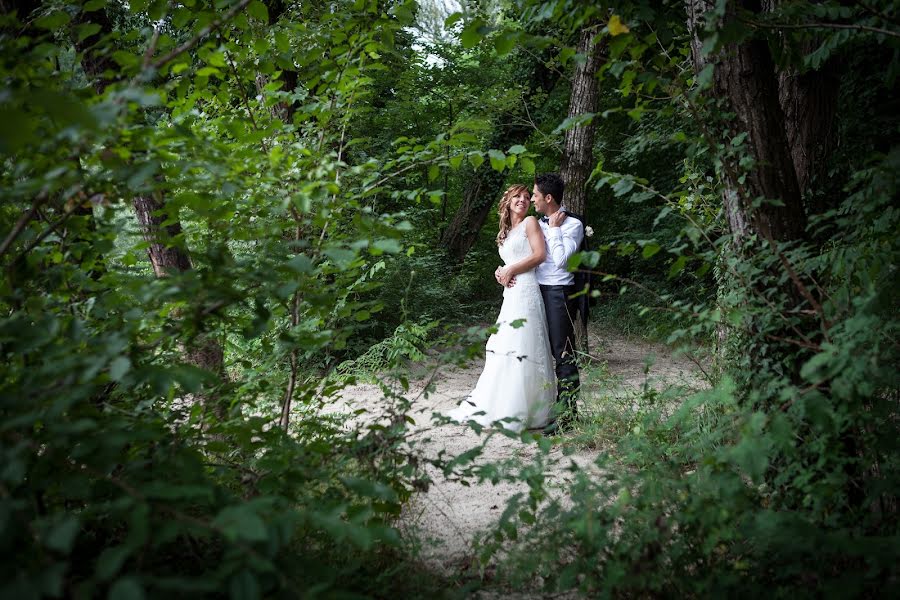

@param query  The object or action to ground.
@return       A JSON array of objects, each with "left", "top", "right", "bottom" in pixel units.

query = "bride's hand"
[{"left": 498, "top": 266, "right": 515, "bottom": 287}]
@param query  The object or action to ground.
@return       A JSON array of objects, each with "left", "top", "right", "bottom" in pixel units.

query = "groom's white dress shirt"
[{"left": 536, "top": 207, "right": 585, "bottom": 286}]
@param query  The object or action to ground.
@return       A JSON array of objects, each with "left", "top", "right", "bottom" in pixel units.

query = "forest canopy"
[{"left": 1, "top": 0, "right": 898, "bottom": 597}]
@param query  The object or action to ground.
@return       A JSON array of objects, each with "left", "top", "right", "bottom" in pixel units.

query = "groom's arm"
[{"left": 546, "top": 218, "right": 584, "bottom": 271}]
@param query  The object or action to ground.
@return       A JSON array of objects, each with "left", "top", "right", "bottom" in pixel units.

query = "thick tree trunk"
[
  {"left": 711, "top": 4, "right": 805, "bottom": 242},
  {"left": 762, "top": 1, "right": 841, "bottom": 201},
  {"left": 560, "top": 26, "right": 603, "bottom": 218},
  {"left": 687, "top": 0, "right": 811, "bottom": 374},
  {"left": 688, "top": 0, "right": 810, "bottom": 242}
]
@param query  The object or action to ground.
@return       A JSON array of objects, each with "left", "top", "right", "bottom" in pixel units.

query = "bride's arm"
[{"left": 498, "top": 217, "right": 546, "bottom": 283}]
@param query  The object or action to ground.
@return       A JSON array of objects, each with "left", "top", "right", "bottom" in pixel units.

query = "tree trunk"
[
  {"left": 688, "top": 0, "right": 810, "bottom": 243},
  {"left": 441, "top": 54, "right": 561, "bottom": 260},
  {"left": 133, "top": 194, "right": 194, "bottom": 277},
  {"left": 560, "top": 25, "right": 603, "bottom": 218},
  {"left": 256, "top": 0, "right": 300, "bottom": 123},
  {"left": 441, "top": 166, "right": 509, "bottom": 261},
  {"left": 687, "top": 0, "right": 841, "bottom": 387},
  {"left": 133, "top": 194, "right": 227, "bottom": 412},
  {"left": 560, "top": 24, "right": 603, "bottom": 352},
  {"left": 711, "top": 2, "right": 805, "bottom": 242}
]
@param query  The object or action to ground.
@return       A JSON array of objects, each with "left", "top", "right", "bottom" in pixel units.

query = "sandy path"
[{"left": 332, "top": 325, "right": 704, "bottom": 579}]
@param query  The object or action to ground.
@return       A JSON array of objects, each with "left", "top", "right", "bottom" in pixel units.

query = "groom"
[{"left": 497, "top": 173, "right": 585, "bottom": 432}]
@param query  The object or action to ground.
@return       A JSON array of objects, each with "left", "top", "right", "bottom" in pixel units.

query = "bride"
[{"left": 448, "top": 184, "right": 556, "bottom": 432}]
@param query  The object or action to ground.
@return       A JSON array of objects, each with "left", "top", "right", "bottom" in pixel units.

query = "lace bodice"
[{"left": 500, "top": 220, "right": 539, "bottom": 287}]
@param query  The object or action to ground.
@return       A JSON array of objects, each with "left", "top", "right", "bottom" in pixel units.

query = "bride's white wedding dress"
[{"left": 448, "top": 220, "right": 556, "bottom": 432}]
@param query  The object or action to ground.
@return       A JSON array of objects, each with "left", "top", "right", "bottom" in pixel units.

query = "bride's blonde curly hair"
[{"left": 496, "top": 184, "right": 530, "bottom": 246}]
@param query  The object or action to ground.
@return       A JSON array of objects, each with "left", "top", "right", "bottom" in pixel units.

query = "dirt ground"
[{"left": 331, "top": 324, "right": 705, "bottom": 583}]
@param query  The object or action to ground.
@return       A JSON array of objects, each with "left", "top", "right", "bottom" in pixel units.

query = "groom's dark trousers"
[{"left": 539, "top": 284, "right": 580, "bottom": 417}]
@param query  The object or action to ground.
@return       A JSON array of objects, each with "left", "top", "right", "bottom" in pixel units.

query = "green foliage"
[
  {"left": 453, "top": 0, "right": 900, "bottom": 596},
  {"left": 4, "top": 0, "right": 899, "bottom": 597},
  {"left": 1, "top": 0, "right": 451, "bottom": 597}
]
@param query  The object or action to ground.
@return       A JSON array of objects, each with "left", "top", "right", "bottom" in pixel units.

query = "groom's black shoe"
[{"left": 541, "top": 413, "right": 575, "bottom": 436}]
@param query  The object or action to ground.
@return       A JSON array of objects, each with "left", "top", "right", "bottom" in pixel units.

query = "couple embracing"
[{"left": 448, "top": 173, "right": 585, "bottom": 435}]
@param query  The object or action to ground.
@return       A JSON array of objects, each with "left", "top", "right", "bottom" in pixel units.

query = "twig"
[
  {"left": 149, "top": 0, "right": 252, "bottom": 71},
  {"left": 760, "top": 231, "right": 831, "bottom": 341},
  {"left": 224, "top": 44, "right": 268, "bottom": 153},
  {"left": 0, "top": 193, "right": 47, "bottom": 260},
  {"left": 8, "top": 198, "right": 82, "bottom": 267},
  {"left": 856, "top": 1, "right": 900, "bottom": 28},
  {"left": 742, "top": 17, "right": 900, "bottom": 40},
  {"left": 142, "top": 25, "right": 161, "bottom": 69}
]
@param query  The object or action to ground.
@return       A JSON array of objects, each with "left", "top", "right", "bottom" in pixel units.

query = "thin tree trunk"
[
  {"left": 133, "top": 194, "right": 227, "bottom": 414},
  {"left": 256, "top": 0, "right": 299, "bottom": 123},
  {"left": 441, "top": 166, "right": 509, "bottom": 261},
  {"left": 560, "top": 25, "right": 603, "bottom": 218},
  {"left": 560, "top": 24, "right": 604, "bottom": 352},
  {"left": 441, "top": 54, "right": 561, "bottom": 260}
]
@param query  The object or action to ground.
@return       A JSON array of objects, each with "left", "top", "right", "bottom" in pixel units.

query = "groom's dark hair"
[{"left": 535, "top": 173, "right": 564, "bottom": 204}]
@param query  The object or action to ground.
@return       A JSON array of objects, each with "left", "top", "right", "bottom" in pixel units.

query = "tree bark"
[
  {"left": 441, "top": 54, "right": 561, "bottom": 260},
  {"left": 710, "top": 1, "right": 806, "bottom": 242},
  {"left": 559, "top": 24, "right": 604, "bottom": 352},
  {"left": 257, "top": 0, "right": 300, "bottom": 123},
  {"left": 440, "top": 165, "right": 510, "bottom": 261},
  {"left": 133, "top": 193, "right": 227, "bottom": 408},
  {"left": 133, "top": 194, "right": 195, "bottom": 277},
  {"left": 560, "top": 25, "right": 603, "bottom": 218},
  {"left": 687, "top": 0, "right": 835, "bottom": 383}
]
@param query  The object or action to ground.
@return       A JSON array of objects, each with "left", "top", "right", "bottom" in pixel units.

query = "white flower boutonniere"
[{"left": 584, "top": 225, "right": 594, "bottom": 238}]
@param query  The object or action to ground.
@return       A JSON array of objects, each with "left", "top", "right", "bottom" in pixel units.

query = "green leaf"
[
  {"left": 109, "top": 577, "right": 144, "bottom": 600},
  {"left": 494, "top": 31, "right": 516, "bottom": 56},
  {"left": 340, "top": 476, "right": 398, "bottom": 502},
  {"left": 45, "top": 515, "right": 79, "bottom": 554},
  {"left": 214, "top": 505, "right": 268, "bottom": 542},
  {"left": 508, "top": 144, "right": 526, "bottom": 155},
  {"left": 461, "top": 19, "right": 487, "bottom": 49},
  {"left": 76, "top": 23, "right": 103, "bottom": 42},
  {"left": 469, "top": 152, "right": 484, "bottom": 170},
  {"left": 229, "top": 571, "right": 260, "bottom": 600},
  {"left": 109, "top": 357, "right": 131, "bottom": 382},
  {"left": 373, "top": 239, "right": 401, "bottom": 254},
  {"left": 84, "top": 0, "right": 108, "bottom": 12},
  {"left": 520, "top": 156, "right": 535, "bottom": 175},
  {"left": 428, "top": 164, "right": 440, "bottom": 182},
  {"left": 247, "top": 0, "right": 268, "bottom": 22},
  {"left": 286, "top": 254, "right": 313, "bottom": 273},
  {"left": 171, "top": 365, "right": 212, "bottom": 393},
  {"left": 641, "top": 243, "right": 661, "bottom": 259},
  {"left": 444, "top": 12, "right": 463, "bottom": 28},
  {"left": 488, "top": 149, "right": 506, "bottom": 172},
  {"left": 324, "top": 247, "right": 357, "bottom": 269},
  {"left": 97, "top": 545, "right": 131, "bottom": 581},
  {"left": 35, "top": 10, "right": 71, "bottom": 30},
  {"left": 668, "top": 255, "right": 687, "bottom": 278}
]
